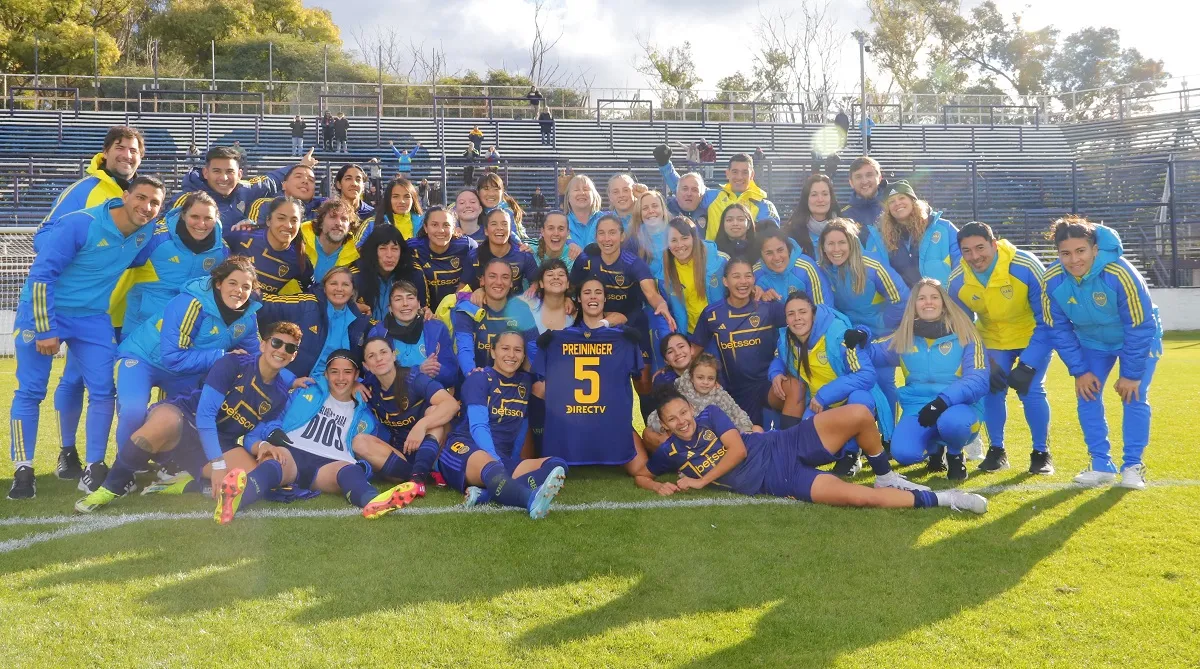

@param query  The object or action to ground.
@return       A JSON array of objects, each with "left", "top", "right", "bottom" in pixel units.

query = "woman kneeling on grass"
[{"left": 628, "top": 386, "right": 989, "bottom": 514}]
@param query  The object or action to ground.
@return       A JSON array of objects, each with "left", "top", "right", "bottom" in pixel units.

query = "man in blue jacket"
[
  {"left": 8, "top": 177, "right": 166, "bottom": 499},
  {"left": 172, "top": 146, "right": 317, "bottom": 226},
  {"left": 840, "top": 156, "right": 889, "bottom": 231}
]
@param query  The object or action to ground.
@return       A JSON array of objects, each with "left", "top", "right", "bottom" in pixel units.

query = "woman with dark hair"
[
  {"left": 353, "top": 224, "right": 427, "bottom": 317},
  {"left": 786, "top": 173, "right": 840, "bottom": 257},
  {"left": 529, "top": 210, "right": 580, "bottom": 270},
  {"left": 451, "top": 257, "right": 539, "bottom": 374},
  {"left": 713, "top": 202, "right": 760, "bottom": 260},
  {"left": 258, "top": 266, "right": 372, "bottom": 378},
  {"left": 453, "top": 188, "right": 486, "bottom": 242},
  {"left": 660, "top": 216, "right": 726, "bottom": 337},
  {"left": 368, "top": 281, "right": 458, "bottom": 389},
  {"left": 410, "top": 205, "right": 477, "bottom": 310},
  {"left": 223, "top": 195, "right": 311, "bottom": 295},
  {"left": 753, "top": 225, "right": 829, "bottom": 306},
  {"left": 1042, "top": 216, "right": 1161, "bottom": 490},
  {"left": 466, "top": 208, "right": 539, "bottom": 296},
  {"left": 476, "top": 172, "right": 525, "bottom": 240},
  {"left": 321, "top": 163, "right": 375, "bottom": 229},
  {"left": 361, "top": 176, "right": 424, "bottom": 242}
]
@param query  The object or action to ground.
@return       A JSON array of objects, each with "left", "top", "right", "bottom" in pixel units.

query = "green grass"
[{"left": 3, "top": 336, "right": 1200, "bottom": 667}]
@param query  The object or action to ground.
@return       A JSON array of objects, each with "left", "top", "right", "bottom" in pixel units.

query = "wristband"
[
  {"left": 210, "top": 459, "right": 227, "bottom": 471},
  {"left": 599, "top": 318, "right": 610, "bottom": 328}
]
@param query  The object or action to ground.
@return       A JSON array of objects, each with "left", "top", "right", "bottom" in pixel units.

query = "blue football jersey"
[
  {"left": 173, "top": 353, "right": 291, "bottom": 452},
  {"left": 569, "top": 250, "right": 654, "bottom": 318},
  {"left": 689, "top": 299, "right": 786, "bottom": 392},
  {"left": 410, "top": 236, "right": 476, "bottom": 307},
  {"left": 362, "top": 368, "right": 444, "bottom": 445},
  {"left": 224, "top": 228, "right": 309, "bottom": 295},
  {"left": 533, "top": 326, "right": 643, "bottom": 465},
  {"left": 448, "top": 367, "right": 533, "bottom": 461},
  {"left": 646, "top": 405, "right": 769, "bottom": 495}
]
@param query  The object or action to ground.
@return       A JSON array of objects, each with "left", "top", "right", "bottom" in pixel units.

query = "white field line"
[{"left": 2, "top": 479, "right": 1199, "bottom": 555}]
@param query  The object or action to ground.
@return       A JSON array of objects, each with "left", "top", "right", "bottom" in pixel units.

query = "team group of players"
[{"left": 5, "top": 125, "right": 1162, "bottom": 522}]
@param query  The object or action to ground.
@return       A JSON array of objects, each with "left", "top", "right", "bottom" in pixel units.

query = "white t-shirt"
[{"left": 287, "top": 396, "right": 356, "bottom": 463}]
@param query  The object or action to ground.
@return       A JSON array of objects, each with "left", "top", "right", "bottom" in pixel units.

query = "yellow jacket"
[
  {"left": 703, "top": 180, "right": 776, "bottom": 241},
  {"left": 298, "top": 220, "right": 361, "bottom": 274},
  {"left": 948, "top": 239, "right": 1046, "bottom": 350}
]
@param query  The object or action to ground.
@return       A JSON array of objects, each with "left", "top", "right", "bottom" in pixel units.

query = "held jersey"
[
  {"left": 690, "top": 299, "right": 787, "bottom": 391},
  {"left": 286, "top": 396, "right": 356, "bottom": 464},
  {"left": 534, "top": 326, "right": 644, "bottom": 465},
  {"left": 646, "top": 405, "right": 769, "bottom": 495}
]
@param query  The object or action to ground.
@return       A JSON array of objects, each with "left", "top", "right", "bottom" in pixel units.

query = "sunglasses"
[{"left": 269, "top": 337, "right": 298, "bottom": 354}]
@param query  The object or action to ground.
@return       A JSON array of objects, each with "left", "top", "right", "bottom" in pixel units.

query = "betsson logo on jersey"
[{"left": 719, "top": 338, "right": 762, "bottom": 350}]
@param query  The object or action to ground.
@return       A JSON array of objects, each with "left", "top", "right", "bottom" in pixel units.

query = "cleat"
[
  {"left": 430, "top": 471, "right": 447, "bottom": 488},
  {"left": 141, "top": 473, "right": 195, "bottom": 496},
  {"left": 77, "top": 462, "right": 109, "bottom": 494},
  {"left": 407, "top": 481, "right": 427, "bottom": 498},
  {"left": 7, "top": 465, "right": 36, "bottom": 500},
  {"left": 74, "top": 486, "right": 118, "bottom": 513},
  {"left": 463, "top": 486, "right": 488, "bottom": 507},
  {"left": 1073, "top": 469, "right": 1117, "bottom": 487},
  {"left": 528, "top": 466, "right": 566, "bottom": 520},
  {"left": 964, "top": 435, "right": 985, "bottom": 461},
  {"left": 56, "top": 448, "right": 84, "bottom": 480},
  {"left": 977, "top": 447, "right": 1010, "bottom": 472},
  {"left": 1118, "top": 464, "right": 1147, "bottom": 490},
  {"left": 946, "top": 453, "right": 967, "bottom": 481},
  {"left": 363, "top": 481, "right": 420, "bottom": 519},
  {"left": 944, "top": 490, "right": 988, "bottom": 515},
  {"left": 875, "top": 471, "right": 931, "bottom": 492},
  {"left": 155, "top": 463, "right": 185, "bottom": 483},
  {"left": 214, "top": 469, "right": 247, "bottom": 525},
  {"left": 1028, "top": 450, "right": 1055, "bottom": 475},
  {"left": 831, "top": 453, "right": 862, "bottom": 479},
  {"left": 926, "top": 446, "right": 947, "bottom": 473}
]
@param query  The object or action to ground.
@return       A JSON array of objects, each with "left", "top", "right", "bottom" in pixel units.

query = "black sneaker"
[
  {"left": 947, "top": 453, "right": 968, "bottom": 481},
  {"left": 977, "top": 447, "right": 1010, "bottom": 472},
  {"left": 1028, "top": 450, "right": 1055, "bottom": 475},
  {"left": 926, "top": 446, "right": 947, "bottom": 473},
  {"left": 831, "top": 453, "right": 862, "bottom": 479},
  {"left": 78, "top": 462, "right": 109, "bottom": 494},
  {"left": 56, "top": 447, "right": 84, "bottom": 480},
  {"left": 7, "top": 465, "right": 35, "bottom": 499}
]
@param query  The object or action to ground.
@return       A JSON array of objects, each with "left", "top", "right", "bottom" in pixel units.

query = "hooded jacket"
[
  {"left": 173, "top": 164, "right": 291, "bottom": 226},
  {"left": 258, "top": 289, "right": 372, "bottom": 378}
]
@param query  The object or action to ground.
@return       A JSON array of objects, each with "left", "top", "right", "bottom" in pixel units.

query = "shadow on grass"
[{"left": 0, "top": 485, "right": 1127, "bottom": 666}]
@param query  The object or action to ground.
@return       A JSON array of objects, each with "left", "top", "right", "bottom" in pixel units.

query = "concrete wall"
[{"left": 1150, "top": 289, "right": 1200, "bottom": 332}]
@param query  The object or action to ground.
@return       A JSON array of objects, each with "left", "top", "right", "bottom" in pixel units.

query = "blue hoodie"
[
  {"left": 258, "top": 376, "right": 377, "bottom": 458},
  {"left": 118, "top": 275, "right": 262, "bottom": 373},
  {"left": 869, "top": 330, "right": 989, "bottom": 418},
  {"left": 257, "top": 289, "right": 372, "bottom": 378},
  {"left": 122, "top": 206, "right": 229, "bottom": 337},
  {"left": 368, "top": 318, "right": 459, "bottom": 390},
  {"left": 659, "top": 240, "right": 728, "bottom": 336},
  {"left": 822, "top": 257, "right": 909, "bottom": 336},
  {"left": 752, "top": 249, "right": 830, "bottom": 306},
  {"left": 173, "top": 165, "right": 291, "bottom": 225},
  {"left": 768, "top": 304, "right": 894, "bottom": 438},
  {"left": 1042, "top": 225, "right": 1162, "bottom": 380},
  {"left": 888, "top": 212, "right": 960, "bottom": 287}
]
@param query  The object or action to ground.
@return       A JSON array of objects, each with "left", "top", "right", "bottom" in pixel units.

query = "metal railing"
[
  {"left": 136, "top": 88, "right": 265, "bottom": 117},
  {"left": 700, "top": 100, "right": 805, "bottom": 125},
  {"left": 7, "top": 86, "right": 78, "bottom": 115},
  {"left": 942, "top": 104, "right": 1040, "bottom": 127},
  {"left": 595, "top": 98, "right": 654, "bottom": 123}
]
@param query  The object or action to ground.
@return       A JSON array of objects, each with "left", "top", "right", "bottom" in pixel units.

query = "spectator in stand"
[
  {"left": 863, "top": 116, "right": 876, "bottom": 153},
  {"left": 390, "top": 140, "right": 423, "bottom": 180},
  {"left": 686, "top": 141, "right": 701, "bottom": 170},
  {"left": 530, "top": 186, "right": 547, "bottom": 231},
  {"left": 526, "top": 86, "right": 544, "bottom": 116},
  {"left": 418, "top": 179, "right": 431, "bottom": 209},
  {"left": 321, "top": 112, "right": 335, "bottom": 151},
  {"left": 698, "top": 138, "right": 717, "bottom": 179},
  {"left": 753, "top": 147, "right": 767, "bottom": 166},
  {"left": 538, "top": 105, "right": 555, "bottom": 146},
  {"left": 486, "top": 145, "right": 501, "bottom": 164},
  {"left": 428, "top": 180, "right": 443, "bottom": 208},
  {"left": 231, "top": 140, "right": 248, "bottom": 167},
  {"left": 187, "top": 142, "right": 202, "bottom": 168},
  {"left": 462, "top": 143, "right": 479, "bottom": 186},
  {"left": 290, "top": 116, "right": 306, "bottom": 155},
  {"left": 334, "top": 113, "right": 349, "bottom": 153},
  {"left": 468, "top": 126, "right": 484, "bottom": 153},
  {"left": 367, "top": 158, "right": 383, "bottom": 196},
  {"left": 556, "top": 167, "right": 572, "bottom": 207}
]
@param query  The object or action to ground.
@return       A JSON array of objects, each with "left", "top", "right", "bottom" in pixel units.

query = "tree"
[
  {"left": 635, "top": 37, "right": 701, "bottom": 110},
  {"left": 754, "top": 2, "right": 843, "bottom": 118},
  {"left": 1049, "top": 27, "right": 1168, "bottom": 119}
]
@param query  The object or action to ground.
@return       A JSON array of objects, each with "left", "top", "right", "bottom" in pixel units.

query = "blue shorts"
[
  {"left": 282, "top": 446, "right": 342, "bottom": 490},
  {"left": 728, "top": 381, "right": 772, "bottom": 427},
  {"left": 438, "top": 432, "right": 519, "bottom": 493},
  {"left": 759, "top": 419, "right": 834, "bottom": 503},
  {"left": 150, "top": 402, "right": 209, "bottom": 478}
]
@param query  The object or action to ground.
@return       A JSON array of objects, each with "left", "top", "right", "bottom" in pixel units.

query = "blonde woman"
[
  {"left": 876, "top": 180, "right": 960, "bottom": 287},
  {"left": 626, "top": 189, "right": 671, "bottom": 278},
  {"left": 867, "top": 278, "right": 988, "bottom": 481},
  {"left": 565, "top": 173, "right": 604, "bottom": 247},
  {"left": 818, "top": 219, "right": 909, "bottom": 336}
]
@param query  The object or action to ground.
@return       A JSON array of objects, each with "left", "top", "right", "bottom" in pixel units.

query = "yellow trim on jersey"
[
  {"left": 845, "top": 346, "right": 861, "bottom": 372},
  {"left": 1104, "top": 265, "right": 1145, "bottom": 325},
  {"left": 864, "top": 257, "right": 901, "bottom": 303},
  {"left": 178, "top": 299, "right": 203, "bottom": 348},
  {"left": 795, "top": 258, "right": 824, "bottom": 303}
]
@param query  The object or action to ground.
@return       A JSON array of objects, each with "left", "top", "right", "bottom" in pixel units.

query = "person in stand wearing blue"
[
  {"left": 411, "top": 206, "right": 478, "bottom": 310},
  {"left": 660, "top": 217, "right": 727, "bottom": 339},
  {"left": 653, "top": 146, "right": 779, "bottom": 240},
  {"left": 443, "top": 331, "right": 568, "bottom": 518},
  {"left": 565, "top": 173, "right": 605, "bottom": 247},
  {"left": 258, "top": 267, "right": 372, "bottom": 378},
  {"left": 876, "top": 180, "right": 960, "bottom": 287},
  {"left": 465, "top": 208, "right": 539, "bottom": 296},
  {"left": 768, "top": 291, "right": 896, "bottom": 478},
  {"left": 225, "top": 196, "right": 311, "bottom": 296},
  {"left": 689, "top": 258, "right": 788, "bottom": 427},
  {"left": 452, "top": 258, "right": 540, "bottom": 374},
  {"left": 389, "top": 140, "right": 424, "bottom": 181},
  {"left": 1042, "top": 217, "right": 1161, "bottom": 490},
  {"left": 869, "top": 278, "right": 989, "bottom": 481},
  {"left": 353, "top": 224, "right": 427, "bottom": 317},
  {"left": 214, "top": 349, "right": 428, "bottom": 522},
  {"left": 753, "top": 225, "right": 829, "bottom": 305},
  {"left": 74, "top": 322, "right": 302, "bottom": 513},
  {"left": 121, "top": 192, "right": 229, "bottom": 338},
  {"left": 817, "top": 219, "right": 908, "bottom": 336},
  {"left": 949, "top": 222, "right": 1055, "bottom": 475},
  {"left": 7, "top": 177, "right": 165, "bottom": 500},
  {"left": 174, "top": 146, "right": 316, "bottom": 226},
  {"left": 356, "top": 337, "right": 460, "bottom": 488},
  {"left": 111, "top": 256, "right": 265, "bottom": 492},
  {"left": 369, "top": 281, "right": 458, "bottom": 390},
  {"left": 361, "top": 177, "right": 424, "bottom": 242}
]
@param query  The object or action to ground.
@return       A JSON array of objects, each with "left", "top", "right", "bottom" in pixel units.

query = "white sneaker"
[
  {"left": 1118, "top": 464, "right": 1147, "bottom": 490},
  {"left": 964, "top": 435, "right": 985, "bottom": 461},
  {"left": 1073, "top": 469, "right": 1117, "bottom": 487},
  {"left": 941, "top": 490, "right": 988, "bottom": 514},
  {"left": 874, "top": 471, "right": 931, "bottom": 492}
]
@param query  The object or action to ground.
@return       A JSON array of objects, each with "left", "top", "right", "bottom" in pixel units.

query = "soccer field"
[{"left": 2, "top": 338, "right": 1199, "bottom": 668}]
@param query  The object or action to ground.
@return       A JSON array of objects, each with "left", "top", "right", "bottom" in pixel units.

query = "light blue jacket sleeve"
[
  {"left": 1102, "top": 261, "right": 1158, "bottom": 380},
  {"left": 160, "top": 298, "right": 225, "bottom": 373},
  {"left": 195, "top": 385, "right": 227, "bottom": 461},
  {"left": 814, "top": 343, "right": 878, "bottom": 408},
  {"left": 25, "top": 217, "right": 88, "bottom": 339},
  {"left": 466, "top": 404, "right": 498, "bottom": 458},
  {"left": 867, "top": 339, "right": 901, "bottom": 369},
  {"left": 940, "top": 339, "right": 989, "bottom": 406},
  {"left": 658, "top": 161, "right": 682, "bottom": 193}
]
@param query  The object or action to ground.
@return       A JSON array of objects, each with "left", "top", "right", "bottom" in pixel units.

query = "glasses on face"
[{"left": 269, "top": 337, "right": 298, "bottom": 354}]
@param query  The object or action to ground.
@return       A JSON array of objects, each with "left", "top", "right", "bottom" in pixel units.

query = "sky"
[{"left": 309, "top": 0, "right": 1200, "bottom": 97}]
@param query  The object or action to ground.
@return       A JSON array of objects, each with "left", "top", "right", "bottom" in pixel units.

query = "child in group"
[{"left": 646, "top": 353, "right": 759, "bottom": 436}]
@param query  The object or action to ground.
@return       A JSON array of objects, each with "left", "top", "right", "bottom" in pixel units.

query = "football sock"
[
  {"left": 865, "top": 451, "right": 893, "bottom": 476},
  {"left": 523, "top": 457, "right": 568, "bottom": 488},
  {"left": 410, "top": 437, "right": 440, "bottom": 482},
  {"left": 913, "top": 490, "right": 938, "bottom": 509},
  {"left": 780, "top": 415, "right": 801, "bottom": 430},
  {"left": 482, "top": 461, "right": 533, "bottom": 509},
  {"left": 240, "top": 460, "right": 283, "bottom": 507},
  {"left": 379, "top": 453, "right": 413, "bottom": 480},
  {"left": 337, "top": 463, "right": 380, "bottom": 508},
  {"left": 105, "top": 439, "right": 153, "bottom": 494}
]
